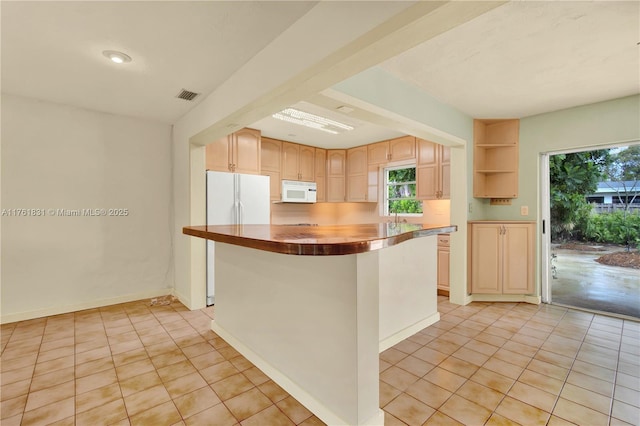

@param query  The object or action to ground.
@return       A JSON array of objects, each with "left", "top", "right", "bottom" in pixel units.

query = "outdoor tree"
[
  {"left": 603, "top": 145, "right": 640, "bottom": 209},
  {"left": 602, "top": 145, "right": 640, "bottom": 250},
  {"left": 387, "top": 167, "right": 422, "bottom": 214},
  {"left": 549, "top": 150, "right": 610, "bottom": 241}
]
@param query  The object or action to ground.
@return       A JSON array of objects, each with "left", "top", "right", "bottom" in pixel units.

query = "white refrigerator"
[{"left": 206, "top": 171, "right": 270, "bottom": 305}]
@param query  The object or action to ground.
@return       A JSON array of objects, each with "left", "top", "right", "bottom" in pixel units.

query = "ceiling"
[
  {"left": 379, "top": 0, "right": 640, "bottom": 119},
  {"left": 2, "top": 1, "right": 638, "bottom": 147},
  {"left": 0, "top": 1, "right": 317, "bottom": 123}
]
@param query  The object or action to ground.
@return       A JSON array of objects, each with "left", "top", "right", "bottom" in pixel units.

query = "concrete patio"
[{"left": 551, "top": 246, "right": 640, "bottom": 319}]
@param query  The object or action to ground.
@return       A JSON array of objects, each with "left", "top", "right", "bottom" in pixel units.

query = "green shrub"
[{"left": 582, "top": 210, "right": 640, "bottom": 247}]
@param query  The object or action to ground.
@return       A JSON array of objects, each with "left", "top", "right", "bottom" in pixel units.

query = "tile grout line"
[
  {"left": 473, "top": 302, "right": 562, "bottom": 425},
  {"left": 523, "top": 305, "right": 591, "bottom": 426},
  {"left": 608, "top": 319, "right": 628, "bottom": 426}
]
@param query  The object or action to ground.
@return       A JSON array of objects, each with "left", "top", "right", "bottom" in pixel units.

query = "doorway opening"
[{"left": 541, "top": 144, "right": 640, "bottom": 319}]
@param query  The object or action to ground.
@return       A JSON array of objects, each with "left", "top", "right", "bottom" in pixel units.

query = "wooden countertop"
[{"left": 183, "top": 223, "right": 456, "bottom": 256}]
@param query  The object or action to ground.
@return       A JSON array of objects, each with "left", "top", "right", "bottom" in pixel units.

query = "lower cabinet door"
[
  {"left": 437, "top": 247, "right": 450, "bottom": 290},
  {"left": 469, "top": 222, "right": 535, "bottom": 295},
  {"left": 470, "top": 224, "right": 502, "bottom": 294},
  {"left": 502, "top": 223, "right": 534, "bottom": 294}
]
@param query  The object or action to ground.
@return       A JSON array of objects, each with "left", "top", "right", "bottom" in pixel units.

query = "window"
[{"left": 384, "top": 165, "right": 422, "bottom": 215}]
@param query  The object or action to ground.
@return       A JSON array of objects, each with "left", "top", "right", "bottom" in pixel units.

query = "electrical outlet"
[
  {"left": 521, "top": 206, "right": 529, "bottom": 216},
  {"left": 468, "top": 203, "right": 473, "bottom": 213}
]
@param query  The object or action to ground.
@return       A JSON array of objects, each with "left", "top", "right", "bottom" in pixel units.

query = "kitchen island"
[{"left": 183, "top": 223, "right": 455, "bottom": 426}]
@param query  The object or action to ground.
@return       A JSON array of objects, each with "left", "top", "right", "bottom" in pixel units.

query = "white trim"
[
  {"left": 383, "top": 163, "right": 421, "bottom": 216},
  {"left": 320, "top": 89, "right": 467, "bottom": 147},
  {"left": 212, "top": 320, "right": 384, "bottom": 426},
  {"left": 378, "top": 312, "right": 440, "bottom": 352},
  {"left": 541, "top": 139, "right": 640, "bottom": 156},
  {"left": 470, "top": 294, "right": 541, "bottom": 305},
  {"left": 1, "top": 288, "right": 173, "bottom": 324},
  {"left": 540, "top": 141, "right": 640, "bottom": 306},
  {"left": 540, "top": 153, "right": 552, "bottom": 303}
]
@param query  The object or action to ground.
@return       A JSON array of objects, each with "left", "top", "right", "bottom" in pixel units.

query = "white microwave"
[{"left": 281, "top": 180, "right": 317, "bottom": 203}]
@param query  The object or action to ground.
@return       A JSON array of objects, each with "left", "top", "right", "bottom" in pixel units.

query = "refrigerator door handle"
[
  {"left": 238, "top": 201, "right": 244, "bottom": 225},
  {"left": 233, "top": 174, "right": 240, "bottom": 225}
]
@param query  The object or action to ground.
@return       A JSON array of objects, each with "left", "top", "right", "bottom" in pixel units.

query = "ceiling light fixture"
[
  {"left": 102, "top": 50, "right": 132, "bottom": 64},
  {"left": 272, "top": 108, "right": 354, "bottom": 135}
]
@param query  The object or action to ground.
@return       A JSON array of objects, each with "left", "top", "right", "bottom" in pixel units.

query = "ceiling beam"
[{"left": 188, "top": 0, "right": 506, "bottom": 146}]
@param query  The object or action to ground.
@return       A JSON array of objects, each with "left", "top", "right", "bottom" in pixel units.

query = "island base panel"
[
  {"left": 379, "top": 236, "right": 440, "bottom": 351},
  {"left": 213, "top": 243, "right": 381, "bottom": 426}
]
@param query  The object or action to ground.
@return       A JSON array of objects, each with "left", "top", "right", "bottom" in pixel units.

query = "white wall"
[
  {"left": 330, "top": 68, "right": 471, "bottom": 305},
  {"left": 171, "top": 2, "right": 442, "bottom": 310},
  {"left": 487, "top": 94, "right": 640, "bottom": 221},
  {"left": 518, "top": 94, "right": 640, "bottom": 296},
  {"left": 1, "top": 94, "right": 173, "bottom": 322}
]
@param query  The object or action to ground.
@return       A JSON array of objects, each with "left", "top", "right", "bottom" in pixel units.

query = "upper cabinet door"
[
  {"left": 417, "top": 138, "right": 438, "bottom": 167},
  {"left": 347, "top": 146, "right": 367, "bottom": 175},
  {"left": 315, "top": 148, "right": 327, "bottom": 202},
  {"left": 233, "top": 128, "right": 261, "bottom": 174},
  {"left": 389, "top": 136, "right": 416, "bottom": 161},
  {"left": 327, "top": 150, "right": 346, "bottom": 202},
  {"left": 367, "top": 141, "right": 389, "bottom": 165},
  {"left": 417, "top": 138, "right": 450, "bottom": 200},
  {"left": 440, "top": 146, "right": 451, "bottom": 199},
  {"left": 261, "top": 137, "right": 282, "bottom": 172},
  {"left": 417, "top": 164, "right": 438, "bottom": 200},
  {"left": 260, "top": 137, "right": 282, "bottom": 201},
  {"left": 416, "top": 138, "right": 438, "bottom": 199},
  {"left": 281, "top": 142, "right": 315, "bottom": 181},
  {"left": 298, "top": 145, "right": 315, "bottom": 181},
  {"left": 205, "top": 128, "right": 261, "bottom": 174},
  {"left": 346, "top": 146, "right": 368, "bottom": 202},
  {"left": 206, "top": 135, "right": 232, "bottom": 172},
  {"left": 281, "top": 142, "right": 300, "bottom": 180}
]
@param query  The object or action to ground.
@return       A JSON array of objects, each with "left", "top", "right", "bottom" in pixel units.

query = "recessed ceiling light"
[
  {"left": 102, "top": 50, "right": 132, "bottom": 64},
  {"left": 272, "top": 108, "right": 354, "bottom": 135}
]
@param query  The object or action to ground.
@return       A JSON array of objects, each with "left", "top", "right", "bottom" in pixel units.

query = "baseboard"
[
  {"left": 1, "top": 288, "right": 173, "bottom": 324},
  {"left": 171, "top": 290, "right": 191, "bottom": 310},
  {"left": 379, "top": 312, "right": 441, "bottom": 352},
  {"left": 470, "top": 294, "right": 541, "bottom": 304}
]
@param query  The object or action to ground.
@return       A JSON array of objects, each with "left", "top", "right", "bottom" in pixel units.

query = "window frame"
[{"left": 382, "top": 163, "right": 423, "bottom": 217}]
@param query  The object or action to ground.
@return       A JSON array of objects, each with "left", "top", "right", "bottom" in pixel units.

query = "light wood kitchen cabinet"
[
  {"left": 260, "top": 137, "right": 282, "bottom": 201},
  {"left": 416, "top": 138, "right": 450, "bottom": 200},
  {"left": 468, "top": 221, "right": 535, "bottom": 294},
  {"left": 367, "top": 165, "right": 379, "bottom": 203},
  {"left": 437, "top": 234, "right": 450, "bottom": 295},
  {"left": 367, "top": 136, "right": 416, "bottom": 165},
  {"left": 368, "top": 141, "right": 389, "bottom": 165},
  {"left": 326, "top": 150, "right": 346, "bottom": 202},
  {"left": 347, "top": 146, "right": 368, "bottom": 202},
  {"left": 206, "top": 128, "right": 261, "bottom": 174},
  {"left": 315, "top": 148, "right": 327, "bottom": 202},
  {"left": 282, "top": 142, "right": 315, "bottom": 181},
  {"left": 473, "top": 119, "right": 519, "bottom": 198}
]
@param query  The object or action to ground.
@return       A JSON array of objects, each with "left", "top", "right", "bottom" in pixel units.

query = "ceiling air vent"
[{"left": 175, "top": 89, "right": 200, "bottom": 101}]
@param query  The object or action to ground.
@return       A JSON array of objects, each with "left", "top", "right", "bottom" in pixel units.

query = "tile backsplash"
[{"left": 270, "top": 200, "right": 451, "bottom": 226}]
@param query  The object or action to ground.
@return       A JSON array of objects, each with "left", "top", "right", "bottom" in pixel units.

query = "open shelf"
[{"left": 473, "top": 119, "right": 519, "bottom": 199}]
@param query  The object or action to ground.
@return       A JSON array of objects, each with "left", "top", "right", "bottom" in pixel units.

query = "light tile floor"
[{"left": 1, "top": 296, "right": 639, "bottom": 425}]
